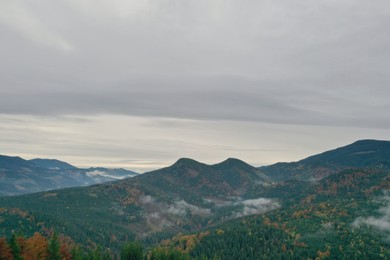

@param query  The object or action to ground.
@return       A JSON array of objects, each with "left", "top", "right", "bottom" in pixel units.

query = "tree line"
[{"left": 0, "top": 232, "right": 192, "bottom": 260}]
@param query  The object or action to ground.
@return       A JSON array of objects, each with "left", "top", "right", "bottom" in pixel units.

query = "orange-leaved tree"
[
  {"left": 22, "top": 232, "right": 48, "bottom": 260},
  {"left": 0, "top": 238, "right": 13, "bottom": 260}
]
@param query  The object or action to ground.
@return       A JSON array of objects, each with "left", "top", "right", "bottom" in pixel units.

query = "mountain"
[
  {"left": 0, "top": 155, "right": 138, "bottom": 196},
  {"left": 29, "top": 158, "right": 78, "bottom": 170},
  {"left": 260, "top": 139, "right": 390, "bottom": 181},
  {"left": 0, "top": 139, "right": 389, "bottom": 256},
  {"left": 139, "top": 158, "right": 270, "bottom": 199},
  {"left": 0, "top": 157, "right": 275, "bottom": 249}
]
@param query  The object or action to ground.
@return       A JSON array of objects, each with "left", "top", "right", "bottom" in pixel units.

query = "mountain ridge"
[
  {"left": 260, "top": 139, "right": 390, "bottom": 181},
  {"left": 0, "top": 153, "right": 278, "bottom": 247},
  {"left": 29, "top": 158, "right": 78, "bottom": 170},
  {"left": 0, "top": 155, "right": 138, "bottom": 196},
  {"left": 0, "top": 139, "right": 389, "bottom": 253}
]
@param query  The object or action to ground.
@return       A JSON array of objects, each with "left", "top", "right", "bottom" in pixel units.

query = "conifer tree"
[
  {"left": 9, "top": 234, "right": 21, "bottom": 260},
  {"left": 121, "top": 242, "right": 143, "bottom": 260},
  {"left": 47, "top": 232, "right": 61, "bottom": 260},
  {"left": 70, "top": 246, "right": 84, "bottom": 260}
]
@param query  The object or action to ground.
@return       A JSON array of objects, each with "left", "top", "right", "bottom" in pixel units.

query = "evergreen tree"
[
  {"left": 9, "top": 234, "right": 22, "bottom": 260},
  {"left": 47, "top": 232, "right": 61, "bottom": 260},
  {"left": 71, "top": 246, "right": 84, "bottom": 260},
  {"left": 89, "top": 246, "right": 111, "bottom": 260},
  {"left": 121, "top": 242, "right": 143, "bottom": 260}
]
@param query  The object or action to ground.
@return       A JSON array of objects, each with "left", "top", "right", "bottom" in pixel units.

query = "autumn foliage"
[
  {"left": 22, "top": 232, "right": 48, "bottom": 259},
  {"left": 0, "top": 238, "right": 13, "bottom": 260},
  {"left": 0, "top": 232, "right": 74, "bottom": 260}
]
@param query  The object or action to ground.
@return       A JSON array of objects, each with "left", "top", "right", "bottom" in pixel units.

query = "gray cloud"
[
  {"left": 238, "top": 198, "right": 280, "bottom": 215},
  {"left": 205, "top": 196, "right": 280, "bottom": 218},
  {"left": 137, "top": 195, "right": 211, "bottom": 233},
  {"left": 0, "top": 0, "right": 389, "bottom": 129},
  {"left": 139, "top": 195, "right": 155, "bottom": 204},
  {"left": 167, "top": 200, "right": 211, "bottom": 216},
  {"left": 230, "top": 197, "right": 280, "bottom": 218},
  {"left": 138, "top": 194, "right": 277, "bottom": 234},
  {"left": 0, "top": 1, "right": 73, "bottom": 51},
  {"left": 139, "top": 195, "right": 211, "bottom": 218},
  {"left": 352, "top": 192, "right": 390, "bottom": 241},
  {"left": 1, "top": 81, "right": 389, "bottom": 129}
]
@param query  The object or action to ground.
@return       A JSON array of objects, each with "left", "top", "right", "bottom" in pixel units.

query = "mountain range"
[
  {"left": 0, "top": 155, "right": 138, "bottom": 196},
  {"left": 0, "top": 139, "right": 389, "bottom": 258},
  {"left": 260, "top": 139, "right": 390, "bottom": 181}
]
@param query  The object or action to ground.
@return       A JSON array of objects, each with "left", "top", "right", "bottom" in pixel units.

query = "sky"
[{"left": 1, "top": 0, "right": 389, "bottom": 172}]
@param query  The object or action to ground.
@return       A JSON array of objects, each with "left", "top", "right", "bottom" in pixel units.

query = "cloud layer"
[
  {"left": 1, "top": 0, "right": 389, "bottom": 128},
  {"left": 234, "top": 198, "right": 281, "bottom": 218},
  {"left": 137, "top": 195, "right": 279, "bottom": 233},
  {"left": 353, "top": 192, "right": 390, "bottom": 241}
]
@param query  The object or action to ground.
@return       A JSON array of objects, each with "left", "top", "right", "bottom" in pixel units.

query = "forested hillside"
[
  {"left": 0, "top": 140, "right": 389, "bottom": 258},
  {"left": 165, "top": 169, "right": 390, "bottom": 259}
]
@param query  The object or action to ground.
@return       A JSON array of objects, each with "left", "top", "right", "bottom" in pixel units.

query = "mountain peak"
[
  {"left": 172, "top": 158, "right": 203, "bottom": 167},
  {"left": 29, "top": 158, "right": 77, "bottom": 170},
  {"left": 175, "top": 157, "right": 199, "bottom": 164},
  {"left": 220, "top": 157, "right": 248, "bottom": 164},
  {"left": 349, "top": 139, "right": 390, "bottom": 149},
  {"left": 301, "top": 139, "right": 390, "bottom": 166},
  {"left": 261, "top": 139, "right": 390, "bottom": 181},
  {"left": 0, "top": 154, "right": 25, "bottom": 161},
  {"left": 0, "top": 155, "right": 31, "bottom": 169},
  {"left": 352, "top": 139, "right": 388, "bottom": 144},
  {"left": 166, "top": 158, "right": 210, "bottom": 171},
  {"left": 170, "top": 158, "right": 256, "bottom": 170},
  {"left": 213, "top": 158, "right": 255, "bottom": 170}
]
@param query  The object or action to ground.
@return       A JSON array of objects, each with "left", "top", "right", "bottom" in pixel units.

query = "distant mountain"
[
  {"left": 29, "top": 158, "right": 78, "bottom": 170},
  {"left": 0, "top": 157, "right": 275, "bottom": 248},
  {"left": 260, "top": 139, "right": 390, "bottom": 181},
  {"left": 0, "top": 155, "right": 138, "bottom": 196}
]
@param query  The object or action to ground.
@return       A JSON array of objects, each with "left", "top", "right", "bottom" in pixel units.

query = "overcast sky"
[{"left": 1, "top": 0, "right": 389, "bottom": 172}]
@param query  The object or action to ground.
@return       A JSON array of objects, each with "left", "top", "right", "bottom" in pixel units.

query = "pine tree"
[
  {"left": 71, "top": 246, "right": 84, "bottom": 260},
  {"left": 47, "top": 232, "right": 61, "bottom": 260},
  {"left": 9, "top": 234, "right": 21, "bottom": 260},
  {"left": 121, "top": 242, "right": 143, "bottom": 260},
  {"left": 89, "top": 246, "right": 111, "bottom": 260}
]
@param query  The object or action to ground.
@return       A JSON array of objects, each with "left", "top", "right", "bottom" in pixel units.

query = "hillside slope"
[
  {"left": 168, "top": 168, "right": 390, "bottom": 259},
  {"left": 261, "top": 139, "right": 390, "bottom": 181}
]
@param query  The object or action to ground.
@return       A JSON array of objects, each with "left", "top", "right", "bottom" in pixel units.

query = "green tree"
[
  {"left": 89, "top": 246, "right": 111, "bottom": 260},
  {"left": 121, "top": 242, "right": 143, "bottom": 260},
  {"left": 149, "top": 247, "right": 191, "bottom": 260},
  {"left": 70, "top": 246, "right": 84, "bottom": 260},
  {"left": 47, "top": 232, "right": 60, "bottom": 260},
  {"left": 9, "top": 234, "right": 21, "bottom": 260}
]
